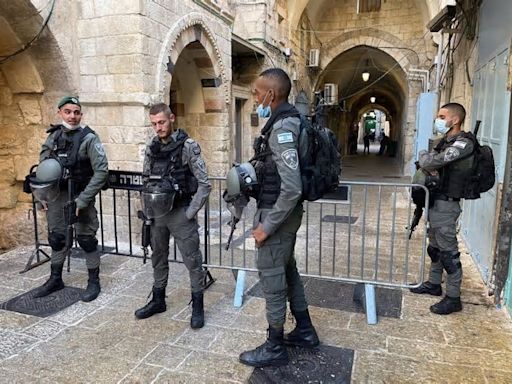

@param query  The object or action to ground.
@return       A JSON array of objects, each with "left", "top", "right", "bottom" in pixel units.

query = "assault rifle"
[
  {"left": 224, "top": 193, "right": 249, "bottom": 251},
  {"left": 408, "top": 161, "right": 425, "bottom": 239},
  {"left": 137, "top": 210, "right": 152, "bottom": 264},
  {"left": 63, "top": 178, "right": 78, "bottom": 271}
]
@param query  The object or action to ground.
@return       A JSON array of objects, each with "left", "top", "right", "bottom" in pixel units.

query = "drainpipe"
[{"left": 434, "top": 32, "right": 444, "bottom": 108}]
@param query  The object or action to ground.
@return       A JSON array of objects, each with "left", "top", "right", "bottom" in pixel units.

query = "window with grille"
[{"left": 357, "top": 0, "right": 381, "bottom": 13}]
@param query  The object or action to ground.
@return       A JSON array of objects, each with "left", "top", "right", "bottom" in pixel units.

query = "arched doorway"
[
  {"left": 0, "top": 1, "right": 73, "bottom": 250},
  {"left": 157, "top": 20, "right": 230, "bottom": 177}
]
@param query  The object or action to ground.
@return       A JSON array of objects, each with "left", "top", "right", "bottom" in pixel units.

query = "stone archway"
[
  {"left": 154, "top": 14, "right": 230, "bottom": 176},
  {"left": 0, "top": 3, "right": 73, "bottom": 250},
  {"left": 315, "top": 36, "right": 423, "bottom": 172}
]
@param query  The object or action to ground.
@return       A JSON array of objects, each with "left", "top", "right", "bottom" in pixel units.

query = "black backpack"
[
  {"left": 297, "top": 115, "right": 342, "bottom": 201},
  {"left": 463, "top": 131, "right": 495, "bottom": 200}
]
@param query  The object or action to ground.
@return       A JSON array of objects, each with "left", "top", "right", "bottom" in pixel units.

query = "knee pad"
[
  {"left": 440, "top": 251, "right": 461, "bottom": 274},
  {"left": 427, "top": 245, "right": 440, "bottom": 262},
  {"left": 77, "top": 235, "right": 98, "bottom": 253},
  {"left": 48, "top": 232, "right": 66, "bottom": 251}
]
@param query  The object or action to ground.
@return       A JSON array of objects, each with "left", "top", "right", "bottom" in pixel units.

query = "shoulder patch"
[
  {"left": 277, "top": 132, "right": 294, "bottom": 144},
  {"left": 444, "top": 147, "right": 460, "bottom": 162},
  {"left": 281, "top": 148, "right": 299, "bottom": 170},
  {"left": 94, "top": 142, "right": 105, "bottom": 156},
  {"left": 452, "top": 140, "right": 467, "bottom": 149},
  {"left": 186, "top": 139, "right": 201, "bottom": 155}
]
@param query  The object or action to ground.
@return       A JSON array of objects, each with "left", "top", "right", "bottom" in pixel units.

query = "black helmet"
[
  {"left": 140, "top": 180, "right": 176, "bottom": 219},
  {"left": 30, "top": 158, "right": 63, "bottom": 203},
  {"left": 224, "top": 162, "right": 257, "bottom": 203}
]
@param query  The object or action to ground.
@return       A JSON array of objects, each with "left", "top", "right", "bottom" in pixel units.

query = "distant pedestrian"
[{"left": 363, "top": 133, "right": 370, "bottom": 155}]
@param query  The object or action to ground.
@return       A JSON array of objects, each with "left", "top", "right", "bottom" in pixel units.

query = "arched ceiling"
[
  {"left": 287, "top": 0, "right": 434, "bottom": 34},
  {"left": 317, "top": 45, "right": 406, "bottom": 120}
]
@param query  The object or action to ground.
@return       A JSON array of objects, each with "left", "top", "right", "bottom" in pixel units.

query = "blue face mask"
[
  {"left": 256, "top": 91, "right": 272, "bottom": 118},
  {"left": 434, "top": 118, "right": 451, "bottom": 135}
]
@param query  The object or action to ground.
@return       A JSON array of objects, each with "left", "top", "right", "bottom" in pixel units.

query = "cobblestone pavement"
[
  {"left": 1, "top": 156, "right": 511, "bottom": 383},
  {"left": 0, "top": 242, "right": 511, "bottom": 383}
]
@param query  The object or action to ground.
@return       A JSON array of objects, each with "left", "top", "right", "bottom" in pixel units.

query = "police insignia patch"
[
  {"left": 444, "top": 147, "right": 460, "bottom": 162},
  {"left": 281, "top": 148, "right": 299, "bottom": 170},
  {"left": 94, "top": 143, "right": 105, "bottom": 156}
]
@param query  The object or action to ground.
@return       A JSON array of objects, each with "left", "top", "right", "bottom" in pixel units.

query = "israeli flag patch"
[{"left": 277, "top": 132, "right": 293, "bottom": 144}]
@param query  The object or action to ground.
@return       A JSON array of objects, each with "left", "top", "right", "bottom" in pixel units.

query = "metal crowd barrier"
[{"left": 25, "top": 171, "right": 429, "bottom": 323}]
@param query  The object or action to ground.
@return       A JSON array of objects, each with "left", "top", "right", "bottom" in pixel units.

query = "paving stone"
[
  {"left": 154, "top": 370, "right": 239, "bottom": 384},
  {"left": 21, "top": 319, "right": 64, "bottom": 341},
  {"left": 49, "top": 300, "right": 101, "bottom": 325},
  {"left": 177, "top": 350, "right": 253, "bottom": 382},
  {"left": 143, "top": 344, "right": 192, "bottom": 369},
  {"left": 119, "top": 363, "right": 166, "bottom": 384},
  {"left": 0, "top": 329, "right": 38, "bottom": 359},
  {"left": 387, "top": 337, "right": 512, "bottom": 373},
  {"left": 172, "top": 326, "right": 219, "bottom": 350},
  {"left": 349, "top": 315, "right": 445, "bottom": 343},
  {"left": 357, "top": 350, "right": 489, "bottom": 383},
  {"left": 209, "top": 328, "right": 271, "bottom": 357},
  {"left": 0, "top": 310, "right": 39, "bottom": 331},
  {"left": 319, "top": 327, "right": 387, "bottom": 352}
]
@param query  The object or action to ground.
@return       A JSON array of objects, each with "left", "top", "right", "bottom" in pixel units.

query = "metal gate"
[{"left": 26, "top": 172, "right": 429, "bottom": 321}]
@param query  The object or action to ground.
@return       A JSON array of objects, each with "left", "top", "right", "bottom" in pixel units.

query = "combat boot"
[
  {"left": 190, "top": 291, "right": 204, "bottom": 329},
  {"left": 284, "top": 309, "right": 319, "bottom": 348},
  {"left": 81, "top": 267, "right": 101, "bottom": 302},
  {"left": 430, "top": 296, "right": 462, "bottom": 315},
  {"left": 239, "top": 327, "right": 289, "bottom": 368},
  {"left": 410, "top": 281, "right": 442, "bottom": 296},
  {"left": 135, "top": 287, "right": 166, "bottom": 319},
  {"left": 32, "top": 263, "right": 65, "bottom": 298}
]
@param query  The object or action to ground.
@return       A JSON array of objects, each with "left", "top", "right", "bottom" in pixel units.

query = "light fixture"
[
  {"left": 370, "top": 96, "right": 376, "bottom": 103},
  {"left": 363, "top": 113, "right": 367, "bottom": 118},
  {"left": 362, "top": 71, "right": 370, "bottom": 82}
]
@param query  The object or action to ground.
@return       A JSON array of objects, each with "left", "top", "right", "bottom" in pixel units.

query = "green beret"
[{"left": 58, "top": 96, "right": 81, "bottom": 109}]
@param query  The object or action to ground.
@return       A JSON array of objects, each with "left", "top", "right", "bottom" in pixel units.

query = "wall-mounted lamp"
[
  {"left": 362, "top": 72, "right": 370, "bottom": 82},
  {"left": 363, "top": 113, "right": 367, "bottom": 118},
  {"left": 370, "top": 96, "right": 376, "bottom": 103}
]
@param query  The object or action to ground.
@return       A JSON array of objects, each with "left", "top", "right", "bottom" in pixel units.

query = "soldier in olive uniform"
[
  {"left": 239, "top": 68, "right": 319, "bottom": 368},
  {"left": 411, "top": 103, "right": 474, "bottom": 315},
  {"left": 33, "top": 96, "right": 109, "bottom": 302},
  {"left": 134, "top": 103, "right": 211, "bottom": 329}
]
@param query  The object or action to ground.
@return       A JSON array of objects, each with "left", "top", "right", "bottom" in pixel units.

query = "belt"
[{"left": 434, "top": 194, "right": 460, "bottom": 202}]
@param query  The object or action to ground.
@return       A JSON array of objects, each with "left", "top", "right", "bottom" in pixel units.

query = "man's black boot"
[
  {"left": 410, "top": 281, "right": 442, "bottom": 296},
  {"left": 190, "top": 291, "right": 204, "bottom": 329},
  {"left": 81, "top": 267, "right": 101, "bottom": 302},
  {"left": 134, "top": 287, "right": 166, "bottom": 319},
  {"left": 430, "top": 296, "right": 462, "bottom": 315},
  {"left": 284, "top": 309, "right": 320, "bottom": 348},
  {"left": 32, "top": 263, "right": 65, "bottom": 298},
  {"left": 239, "top": 326, "right": 289, "bottom": 368}
]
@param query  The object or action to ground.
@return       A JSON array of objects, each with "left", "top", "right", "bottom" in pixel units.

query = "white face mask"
[
  {"left": 61, "top": 121, "right": 81, "bottom": 130},
  {"left": 434, "top": 118, "right": 451, "bottom": 135}
]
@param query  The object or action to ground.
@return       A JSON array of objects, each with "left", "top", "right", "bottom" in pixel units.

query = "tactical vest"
[
  {"left": 148, "top": 130, "right": 198, "bottom": 204},
  {"left": 49, "top": 125, "right": 94, "bottom": 190},
  {"left": 435, "top": 133, "right": 475, "bottom": 199},
  {"left": 252, "top": 135, "right": 280, "bottom": 208}
]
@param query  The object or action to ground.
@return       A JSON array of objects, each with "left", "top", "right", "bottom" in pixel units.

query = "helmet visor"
[
  {"left": 141, "top": 191, "right": 175, "bottom": 219},
  {"left": 30, "top": 182, "right": 60, "bottom": 203}
]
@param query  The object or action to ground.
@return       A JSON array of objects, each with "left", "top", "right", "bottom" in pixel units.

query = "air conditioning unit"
[
  {"left": 324, "top": 83, "right": 338, "bottom": 105},
  {"left": 308, "top": 49, "right": 320, "bottom": 67}
]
